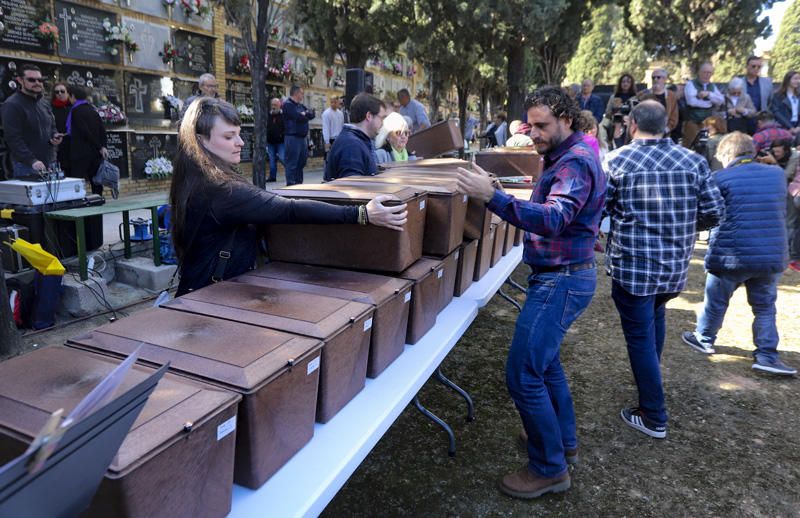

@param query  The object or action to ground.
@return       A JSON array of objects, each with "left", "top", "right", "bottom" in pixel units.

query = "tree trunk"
[
  {"left": 479, "top": 86, "right": 488, "bottom": 130},
  {"left": 506, "top": 42, "right": 526, "bottom": 119},
  {"left": 242, "top": 0, "right": 270, "bottom": 189},
  {"left": 456, "top": 81, "right": 469, "bottom": 158},
  {"left": 0, "top": 261, "right": 24, "bottom": 360},
  {"left": 429, "top": 71, "right": 444, "bottom": 124}
]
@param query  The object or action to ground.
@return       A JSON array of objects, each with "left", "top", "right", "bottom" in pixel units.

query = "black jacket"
[
  {"left": 267, "top": 111, "right": 284, "bottom": 144},
  {"left": 1, "top": 91, "right": 56, "bottom": 166},
  {"left": 69, "top": 103, "right": 107, "bottom": 161},
  {"left": 176, "top": 175, "right": 359, "bottom": 295}
]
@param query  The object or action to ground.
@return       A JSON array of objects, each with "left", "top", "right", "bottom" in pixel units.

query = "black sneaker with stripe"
[{"left": 620, "top": 407, "right": 666, "bottom": 439}]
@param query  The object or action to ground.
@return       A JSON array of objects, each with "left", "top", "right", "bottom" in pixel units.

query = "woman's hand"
[{"left": 366, "top": 195, "right": 407, "bottom": 231}]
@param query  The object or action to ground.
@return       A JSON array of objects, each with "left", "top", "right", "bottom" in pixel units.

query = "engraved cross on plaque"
[
  {"left": 129, "top": 78, "right": 148, "bottom": 112},
  {"left": 58, "top": 8, "right": 73, "bottom": 53},
  {"left": 148, "top": 137, "right": 162, "bottom": 159}
]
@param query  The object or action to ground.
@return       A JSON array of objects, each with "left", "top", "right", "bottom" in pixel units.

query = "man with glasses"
[
  {"left": 182, "top": 73, "right": 219, "bottom": 115},
  {"left": 638, "top": 69, "right": 679, "bottom": 135},
  {"left": 740, "top": 56, "right": 773, "bottom": 113},
  {"left": 1, "top": 64, "right": 60, "bottom": 178},
  {"left": 578, "top": 79, "right": 604, "bottom": 125},
  {"left": 324, "top": 93, "right": 385, "bottom": 181}
]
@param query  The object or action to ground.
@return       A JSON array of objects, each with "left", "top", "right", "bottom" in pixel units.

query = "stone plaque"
[
  {"left": 105, "top": 130, "right": 130, "bottom": 179},
  {"left": 131, "top": 132, "right": 177, "bottom": 179},
  {"left": 172, "top": 78, "right": 195, "bottom": 102},
  {"left": 224, "top": 35, "right": 248, "bottom": 75},
  {"left": 174, "top": 31, "right": 214, "bottom": 76},
  {"left": 55, "top": 1, "right": 117, "bottom": 64},
  {"left": 171, "top": 0, "right": 213, "bottom": 31},
  {"left": 239, "top": 124, "right": 253, "bottom": 163},
  {"left": 124, "top": 72, "right": 164, "bottom": 118},
  {"left": 61, "top": 65, "right": 121, "bottom": 105},
  {"left": 225, "top": 80, "right": 251, "bottom": 107},
  {"left": 122, "top": 17, "right": 169, "bottom": 72},
  {"left": 0, "top": 0, "right": 52, "bottom": 54}
]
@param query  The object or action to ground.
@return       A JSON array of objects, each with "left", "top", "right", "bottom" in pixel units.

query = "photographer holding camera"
[
  {"left": 602, "top": 73, "right": 639, "bottom": 150},
  {"left": 683, "top": 63, "right": 724, "bottom": 148}
]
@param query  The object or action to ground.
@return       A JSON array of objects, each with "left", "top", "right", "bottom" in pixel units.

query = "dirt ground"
[{"left": 323, "top": 244, "right": 800, "bottom": 517}]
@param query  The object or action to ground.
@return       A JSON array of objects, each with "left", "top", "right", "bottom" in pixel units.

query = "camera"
[
  {"left": 691, "top": 128, "right": 710, "bottom": 156},
  {"left": 611, "top": 97, "right": 639, "bottom": 124}
]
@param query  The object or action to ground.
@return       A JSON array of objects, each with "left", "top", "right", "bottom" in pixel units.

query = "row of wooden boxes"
[{"left": 0, "top": 158, "right": 532, "bottom": 517}]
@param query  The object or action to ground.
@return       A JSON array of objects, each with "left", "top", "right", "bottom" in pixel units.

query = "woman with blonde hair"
[
  {"left": 374, "top": 112, "right": 414, "bottom": 164},
  {"left": 170, "top": 97, "right": 407, "bottom": 295}
]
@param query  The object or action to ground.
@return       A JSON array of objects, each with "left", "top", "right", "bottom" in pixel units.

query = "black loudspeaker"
[{"left": 345, "top": 68, "right": 375, "bottom": 109}]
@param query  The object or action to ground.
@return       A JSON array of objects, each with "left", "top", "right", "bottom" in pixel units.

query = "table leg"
[
  {"left": 76, "top": 218, "right": 87, "bottom": 281},
  {"left": 413, "top": 396, "right": 456, "bottom": 457},
  {"left": 151, "top": 206, "right": 161, "bottom": 266},
  {"left": 122, "top": 211, "right": 131, "bottom": 259},
  {"left": 435, "top": 368, "right": 474, "bottom": 422}
]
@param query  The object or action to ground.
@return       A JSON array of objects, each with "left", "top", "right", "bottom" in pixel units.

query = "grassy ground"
[{"left": 323, "top": 244, "right": 800, "bottom": 517}]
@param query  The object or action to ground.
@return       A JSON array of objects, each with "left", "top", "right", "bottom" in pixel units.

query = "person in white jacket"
[{"left": 321, "top": 96, "right": 344, "bottom": 159}]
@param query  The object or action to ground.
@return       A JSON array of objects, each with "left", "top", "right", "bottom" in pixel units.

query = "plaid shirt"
[
  {"left": 752, "top": 122, "right": 793, "bottom": 154},
  {"left": 488, "top": 132, "right": 606, "bottom": 267},
  {"left": 604, "top": 138, "right": 724, "bottom": 296}
]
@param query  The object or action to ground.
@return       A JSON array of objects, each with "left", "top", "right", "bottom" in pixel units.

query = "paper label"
[
  {"left": 420, "top": 200, "right": 426, "bottom": 211},
  {"left": 437, "top": 269, "right": 443, "bottom": 279},
  {"left": 217, "top": 416, "right": 236, "bottom": 441},
  {"left": 455, "top": 251, "right": 460, "bottom": 260},
  {"left": 463, "top": 194, "right": 468, "bottom": 202},
  {"left": 307, "top": 356, "right": 321, "bottom": 375},
  {"left": 404, "top": 292, "right": 411, "bottom": 303},
  {"left": 364, "top": 318, "right": 373, "bottom": 331}
]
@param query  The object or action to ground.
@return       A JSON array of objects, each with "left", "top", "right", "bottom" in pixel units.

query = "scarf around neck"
[
  {"left": 66, "top": 99, "right": 89, "bottom": 135},
  {"left": 391, "top": 146, "right": 408, "bottom": 162}
]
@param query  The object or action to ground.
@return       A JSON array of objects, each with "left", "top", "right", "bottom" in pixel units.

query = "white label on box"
[
  {"left": 420, "top": 200, "right": 426, "bottom": 211},
  {"left": 463, "top": 194, "right": 468, "bottom": 202},
  {"left": 437, "top": 269, "right": 443, "bottom": 279},
  {"left": 364, "top": 318, "right": 373, "bottom": 331},
  {"left": 217, "top": 416, "right": 236, "bottom": 441},
  {"left": 404, "top": 292, "right": 411, "bottom": 303},
  {"left": 307, "top": 356, "right": 321, "bottom": 375}
]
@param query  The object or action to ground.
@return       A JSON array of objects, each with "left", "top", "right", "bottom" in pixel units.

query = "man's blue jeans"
[
  {"left": 611, "top": 282, "right": 678, "bottom": 427},
  {"left": 284, "top": 135, "right": 307, "bottom": 186},
  {"left": 267, "top": 142, "right": 285, "bottom": 181},
  {"left": 507, "top": 267, "right": 596, "bottom": 478},
  {"left": 696, "top": 271, "right": 781, "bottom": 362}
]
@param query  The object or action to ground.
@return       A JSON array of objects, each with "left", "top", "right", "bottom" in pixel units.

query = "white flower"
[{"left": 111, "top": 26, "right": 119, "bottom": 33}]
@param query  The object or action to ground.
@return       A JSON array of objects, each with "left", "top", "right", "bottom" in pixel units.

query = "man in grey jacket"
[{"left": 1, "top": 64, "right": 60, "bottom": 177}]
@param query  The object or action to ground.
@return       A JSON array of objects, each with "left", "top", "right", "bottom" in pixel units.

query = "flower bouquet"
[
  {"left": 159, "top": 42, "right": 180, "bottom": 65},
  {"left": 281, "top": 62, "right": 293, "bottom": 81},
  {"left": 144, "top": 156, "right": 173, "bottom": 179},
  {"left": 96, "top": 103, "right": 126, "bottom": 125},
  {"left": 103, "top": 19, "right": 137, "bottom": 59},
  {"left": 180, "top": 0, "right": 210, "bottom": 19},
  {"left": 33, "top": 20, "right": 59, "bottom": 46},
  {"left": 303, "top": 63, "right": 316, "bottom": 86},
  {"left": 392, "top": 62, "right": 403, "bottom": 76},
  {"left": 333, "top": 75, "right": 345, "bottom": 88},
  {"left": 161, "top": 95, "right": 182, "bottom": 120},
  {"left": 406, "top": 65, "right": 416, "bottom": 78},
  {"left": 235, "top": 54, "right": 251, "bottom": 75},
  {"left": 236, "top": 104, "right": 254, "bottom": 123}
]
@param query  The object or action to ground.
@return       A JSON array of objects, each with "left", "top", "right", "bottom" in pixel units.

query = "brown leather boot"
[
  {"left": 517, "top": 429, "right": 579, "bottom": 465},
  {"left": 498, "top": 466, "right": 571, "bottom": 499}
]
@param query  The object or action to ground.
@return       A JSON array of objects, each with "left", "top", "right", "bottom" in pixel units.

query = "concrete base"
[
  {"left": 114, "top": 256, "right": 177, "bottom": 292},
  {"left": 60, "top": 274, "right": 115, "bottom": 318}
]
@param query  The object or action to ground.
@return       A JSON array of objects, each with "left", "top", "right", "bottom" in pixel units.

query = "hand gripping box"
[
  {"left": 234, "top": 262, "right": 412, "bottom": 378},
  {"left": 266, "top": 183, "right": 427, "bottom": 273},
  {"left": 0, "top": 346, "right": 240, "bottom": 517},
  {"left": 66, "top": 309, "right": 322, "bottom": 489},
  {"left": 332, "top": 175, "right": 467, "bottom": 257},
  {"left": 163, "top": 282, "right": 374, "bottom": 424}
]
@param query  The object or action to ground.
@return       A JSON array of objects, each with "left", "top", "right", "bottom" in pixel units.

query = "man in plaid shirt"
[
  {"left": 752, "top": 111, "right": 793, "bottom": 154},
  {"left": 604, "top": 100, "right": 724, "bottom": 439},
  {"left": 457, "top": 86, "right": 605, "bottom": 499}
]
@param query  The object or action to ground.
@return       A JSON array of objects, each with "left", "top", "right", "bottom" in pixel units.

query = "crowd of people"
[{"left": 2, "top": 54, "right": 797, "bottom": 503}]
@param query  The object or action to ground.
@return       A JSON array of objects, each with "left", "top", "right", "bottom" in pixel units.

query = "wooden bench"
[{"left": 44, "top": 193, "right": 168, "bottom": 281}]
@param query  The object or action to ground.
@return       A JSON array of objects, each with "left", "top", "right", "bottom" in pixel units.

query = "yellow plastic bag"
[{"left": 6, "top": 238, "right": 65, "bottom": 276}]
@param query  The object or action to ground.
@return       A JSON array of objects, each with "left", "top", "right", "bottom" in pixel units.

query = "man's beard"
[{"left": 534, "top": 130, "right": 565, "bottom": 154}]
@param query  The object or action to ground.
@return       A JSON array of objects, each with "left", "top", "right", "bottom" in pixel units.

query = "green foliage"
[
  {"left": 528, "top": 0, "right": 591, "bottom": 87},
  {"left": 626, "top": 0, "right": 776, "bottom": 70},
  {"left": 712, "top": 49, "right": 750, "bottom": 84},
  {"left": 564, "top": 3, "right": 646, "bottom": 85},
  {"left": 291, "top": 0, "right": 411, "bottom": 68},
  {"left": 770, "top": 0, "right": 800, "bottom": 81}
]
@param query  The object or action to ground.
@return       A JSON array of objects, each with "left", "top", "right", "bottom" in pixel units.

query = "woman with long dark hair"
[
  {"left": 51, "top": 81, "right": 71, "bottom": 174},
  {"left": 170, "top": 98, "right": 407, "bottom": 295},
  {"left": 769, "top": 70, "right": 800, "bottom": 144}
]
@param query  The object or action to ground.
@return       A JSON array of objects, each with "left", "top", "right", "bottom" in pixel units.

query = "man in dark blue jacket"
[
  {"left": 282, "top": 85, "right": 315, "bottom": 185},
  {"left": 578, "top": 79, "right": 604, "bottom": 125},
  {"left": 323, "top": 93, "right": 385, "bottom": 181},
  {"left": 682, "top": 132, "right": 796, "bottom": 376}
]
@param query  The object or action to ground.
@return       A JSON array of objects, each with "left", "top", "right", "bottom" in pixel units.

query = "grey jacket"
[
  {"left": 737, "top": 75, "right": 773, "bottom": 112},
  {"left": 1, "top": 91, "right": 56, "bottom": 166}
]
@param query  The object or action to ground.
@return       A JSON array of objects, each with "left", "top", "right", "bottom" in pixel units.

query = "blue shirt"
[
  {"left": 323, "top": 125, "right": 377, "bottom": 181},
  {"left": 488, "top": 132, "right": 606, "bottom": 267},
  {"left": 746, "top": 78, "right": 762, "bottom": 114},
  {"left": 282, "top": 97, "right": 315, "bottom": 137},
  {"left": 399, "top": 99, "right": 430, "bottom": 133}
]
